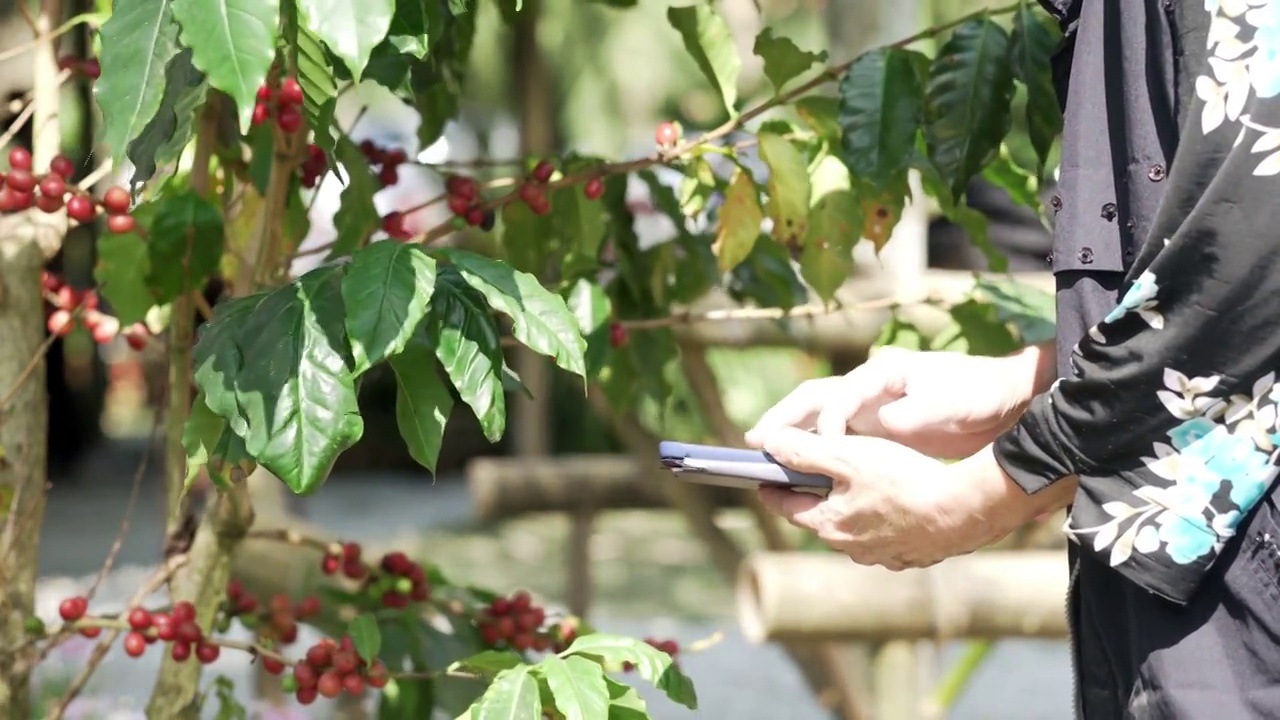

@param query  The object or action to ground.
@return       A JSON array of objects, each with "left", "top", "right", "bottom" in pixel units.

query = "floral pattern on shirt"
[
  {"left": 1199, "top": 0, "right": 1280, "bottom": 174},
  {"left": 1066, "top": 361, "right": 1280, "bottom": 567}
]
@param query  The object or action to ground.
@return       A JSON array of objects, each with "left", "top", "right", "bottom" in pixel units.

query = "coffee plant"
[{"left": 0, "top": 0, "right": 1065, "bottom": 717}]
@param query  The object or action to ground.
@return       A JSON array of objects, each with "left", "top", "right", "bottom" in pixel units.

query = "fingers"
[
  {"left": 759, "top": 427, "right": 850, "bottom": 483},
  {"left": 814, "top": 362, "right": 897, "bottom": 437},
  {"left": 745, "top": 378, "right": 833, "bottom": 447},
  {"left": 757, "top": 487, "right": 824, "bottom": 529}
]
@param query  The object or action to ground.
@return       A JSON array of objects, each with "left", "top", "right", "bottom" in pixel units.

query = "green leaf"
[
  {"left": 551, "top": 184, "right": 607, "bottom": 271},
  {"left": 729, "top": 236, "right": 807, "bottom": 310},
  {"left": 981, "top": 146, "right": 1039, "bottom": 210},
  {"left": 387, "top": 0, "right": 444, "bottom": 58},
  {"left": 342, "top": 241, "right": 438, "bottom": 374},
  {"left": 498, "top": 199, "right": 553, "bottom": 275},
  {"left": 923, "top": 17, "right": 1015, "bottom": 201},
  {"left": 837, "top": 48, "right": 925, "bottom": 186},
  {"left": 389, "top": 342, "right": 453, "bottom": 472},
  {"left": 94, "top": 231, "right": 153, "bottom": 324},
  {"left": 1010, "top": 3, "right": 1063, "bottom": 172},
  {"left": 146, "top": 190, "right": 226, "bottom": 304},
  {"left": 800, "top": 189, "right": 860, "bottom": 305},
  {"left": 297, "top": 0, "right": 394, "bottom": 81},
  {"left": 713, "top": 167, "right": 764, "bottom": 273},
  {"left": 212, "top": 675, "right": 248, "bottom": 720},
  {"left": 975, "top": 277, "right": 1056, "bottom": 344},
  {"left": 172, "top": 0, "right": 279, "bottom": 132},
  {"left": 564, "top": 278, "right": 612, "bottom": 379},
  {"left": 795, "top": 96, "right": 841, "bottom": 147},
  {"left": 667, "top": 3, "right": 740, "bottom": 115},
  {"left": 411, "top": 69, "right": 459, "bottom": 149},
  {"left": 329, "top": 139, "right": 381, "bottom": 259},
  {"left": 182, "top": 391, "right": 243, "bottom": 488},
  {"left": 95, "top": 0, "right": 182, "bottom": 166},
  {"left": 757, "top": 132, "right": 810, "bottom": 245},
  {"left": 536, "top": 655, "right": 609, "bottom": 720},
  {"left": 603, "top": 677, "right": 648, "bottom": 720},
  {"left": 379, "top": 678, "right": 435, "bottom": 720},
  {"left": 296, "top": 25, "right": 339, "bottom": 150},
  {"left": 349, "top": 614, "right": 382, "bottom": 662},
  {"left": 196, "top": 267, "right": 365, "bottom": 493},
  {"left": 752, "top": 27, "right": 827, "bottom": 92},
  {"left": 873, "top": 314, "right": 927, "bottom": 351},
  {"left": 449, "top": 650, "right": 525, "bottom": 675},
  {"left": 126, "top": 49, "right": 207, "bottom": 186},
  {"left": 467, "top": 665, "right": 541, "bottom": 720},
  {"left": 932, "top": 298, "right": 1020, "bottom": 356},
  {"left": 429, "top": 268, "right": 506, "bottom": 442},
  {"left": 192, "top": 293, "right": 268, "bottom": 438},
  {"left": 563, "top": 634, "right": 696, "bottom": 710},
  {"left": 438, "top": 249, "right": 587, "bottom": 378}
]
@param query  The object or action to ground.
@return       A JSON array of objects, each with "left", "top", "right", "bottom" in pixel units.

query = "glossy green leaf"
[
  {"left": 467, "top": 665, "right": 541, "bottom": 720},
  {"left": 837, "top": 48, "right": 925, "bottom": 186},
  {"left": 429, "top": 268, "right": 506, "bottom": 442},
  {"left": 297, "top": 0, "right": 393, "bottom": 81},
  {"left": 551, "top": 185, "right": 607, "bottom": 269},
  {"left": 192, "top": 293, "right": 266, "bottom": 438},
  {"left": 1010, "top": 3, "right": 1063, "bottom": 172},
  {"left": 800, "top": 190, "right": 860, "bottom": 305},
  {"left": 450, "top": 650, "right": 525, "bottom": 676},
  {"left": 196, "top": 267, "right": 364, "bottom": 493},
  {"left": 924, "top": 17, "right": 1015, "bottom": 201},
  {"left": 713, "top": 168, "right": 763, "bottom": 273},
  {"left": 438, "top": 249, "right": 587, "bottom": 379},
  {"left": 387, "top": 0, "right": 444, "bottom": 58},
  {"left": 296, "top": 24, "right": 338, "bottom": 150},
  {"left": 94, "top": 231, "right": 153, "bottom": 324},
  {"left": 667, "top": 3, "right": 740, "bottom": 115},
  {"left": 146, "top": 190, "right": 226, "bottom": 304},
  {"left": 95, "top": 0, "right": 182, "bottom": 165},
  {"left": 126, "top": 49, "right": 206, "bottom": 185},
  {"left": 389, "top": 343, "right": 453, "bottom": 472},
  {"left": 537, "top": 655, "right": 609, "bottom": 720},
  {"left": 329, "top": 139, "right": 381, "bottom": 259},
  {"left": 342, "top": 241, "right": 438, "bottom": 374},
  {"left": 604, "top": 677, "right": 648, "bottom": 720},
  {"left": 563, "top": 634, "right": 697, "bottom": 710},
  {"left": 752, "top": 27, "right": 826, "bottom": 92},
  {"left": 758, "top": 132, "right": 810, "bottom": 245},
  {"left": 349, "top": 614, "right": 382, "bottom": 662},
  {"left": 172, "top": 0, "right": 280, "bottom": 132},
  {"left": 182, "top": 391, "right": 241, "bottom": 488}
]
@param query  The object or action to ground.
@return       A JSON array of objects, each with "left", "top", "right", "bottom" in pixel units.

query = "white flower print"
[
  {"left": 1088, "top": 270, "right": 1164, "bottom": 344},
  {"left": 1198, "top": 0, "right": 1280, "bottom": 174}
]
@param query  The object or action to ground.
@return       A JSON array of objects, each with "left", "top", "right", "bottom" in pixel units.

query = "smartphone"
[{"left": 658, "top": 441, "right": 832, "bottom": 497}]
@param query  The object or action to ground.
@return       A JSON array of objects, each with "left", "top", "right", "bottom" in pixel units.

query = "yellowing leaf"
[
  {"left": 801, "top": 190, "right": 861, "bottom": 304},
  {"left": 713, "top": 169, "right": 763, "bottom": 273},
  {"left": 758, "top": 132, "right": 810, "bottom": 246},
  {"left": 860, "top": 194, "right": 903, "bottom": 254}
]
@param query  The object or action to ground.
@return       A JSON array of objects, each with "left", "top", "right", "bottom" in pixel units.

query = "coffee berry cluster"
[
  {"left": 223, "top": 578, "right": 322, "bottom": 649},
  {"left": 252, "top": 77, "right": 305, "bottom": 133},
  {"left": 58, "top": 596, "right": 223, "bottom": 665},
  {"left": 43, "top": 271, "right": 150, "bottom": 349},
  {"left": 284, "top": 634, "right": 390, "bottom": 704},
  {"left": 0, "top": 147, "right": 135, "bottom": 234},
  {"left": 57, "top": 55, "right": 100, "bottom": 80},
  {"left": 319, "top": 542, "right": 432, "bottom": 608},
  {"left": 476, "top": 590, "right": 553, "bottom": 652}
]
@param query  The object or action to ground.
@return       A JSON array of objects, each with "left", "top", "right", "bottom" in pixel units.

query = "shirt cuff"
[{"left": 993, "top": 391, "right": 1079, "bottom": 493}]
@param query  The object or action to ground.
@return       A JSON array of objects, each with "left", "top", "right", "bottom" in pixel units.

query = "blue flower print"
[
  {"left": 1157, "top": 513, "right": 1218, "bottom": 564},
  {"left": 1103, "top": 271, "right": 1159, "bottom": 324},
  {"left": 1250, "top": 3, "right": 1280, "bottom": 99},
  {"left": 1167, "top": 417, "right": 1216, "bottom": 451}
]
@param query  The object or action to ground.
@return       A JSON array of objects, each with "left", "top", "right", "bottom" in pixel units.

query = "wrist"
[
  {"left": 947, "top": 445, "right": 1078, "bottom": 540},
  {"left": 1007, "top": 340, "right": 1058, "bottom": 403}
]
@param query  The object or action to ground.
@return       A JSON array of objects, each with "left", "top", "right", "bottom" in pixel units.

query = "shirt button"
[
  {"left": 1162, "top": 0, "right": 1172, "bottom": 10},
  {"left": 1148, "top": 164, "right": 1166, "bottom": 181},
  {"left": 1079, "top": 247, "right": 1094, "bottom": 264},
  {"left": 1050, "top": 195, "right": 1063, "bottom": 211},
  {"left": 1100, "top": 202, "right": 1118, "bottom": 221}
]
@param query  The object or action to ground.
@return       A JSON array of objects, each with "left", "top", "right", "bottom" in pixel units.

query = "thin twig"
[
  {"left": 0, "top": 12, "right": 98, "bottom": 65},
  {"left": 84, "top": 411, "right": 163, "bottom": 602},
  {"left": 0, "top": 333, "right": 56, "bottom": 414}
]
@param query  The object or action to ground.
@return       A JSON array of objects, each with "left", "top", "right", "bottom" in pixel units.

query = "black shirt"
[{"left": 994, "top": 0, "right": 1280, "bottom": 605}]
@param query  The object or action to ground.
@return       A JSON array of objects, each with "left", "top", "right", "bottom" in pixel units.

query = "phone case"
[{"left": 658, "top": 441, "right": 832, "bottom": 496}]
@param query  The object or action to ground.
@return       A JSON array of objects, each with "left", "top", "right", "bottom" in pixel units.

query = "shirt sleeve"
[{"left": 993, "top": 5, "right": 1280, "bottom": 605}]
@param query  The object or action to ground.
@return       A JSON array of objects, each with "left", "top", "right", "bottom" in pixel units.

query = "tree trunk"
[{"left": 0, "top": 217, "right": 53, "bottom": 720}]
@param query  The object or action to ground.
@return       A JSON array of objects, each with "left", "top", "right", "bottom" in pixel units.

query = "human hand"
[
  {"left": 745, "top": 344, "right": 1053, "bottom": 459},
  {"left": 754, "top": 429, "right": 1039, "bottom": 570}
]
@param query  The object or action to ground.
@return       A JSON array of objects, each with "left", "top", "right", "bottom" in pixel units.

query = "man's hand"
[
  {"left": 754, "top": 429, "right": 1076, "bottom": 570},
  {"left": 745, "top": 343, "right": 1055, "bottom": 459}
]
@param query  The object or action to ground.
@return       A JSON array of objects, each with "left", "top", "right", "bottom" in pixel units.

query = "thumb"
[{"left": 759, "top": 427, "right": 850, "bottom": 483}]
